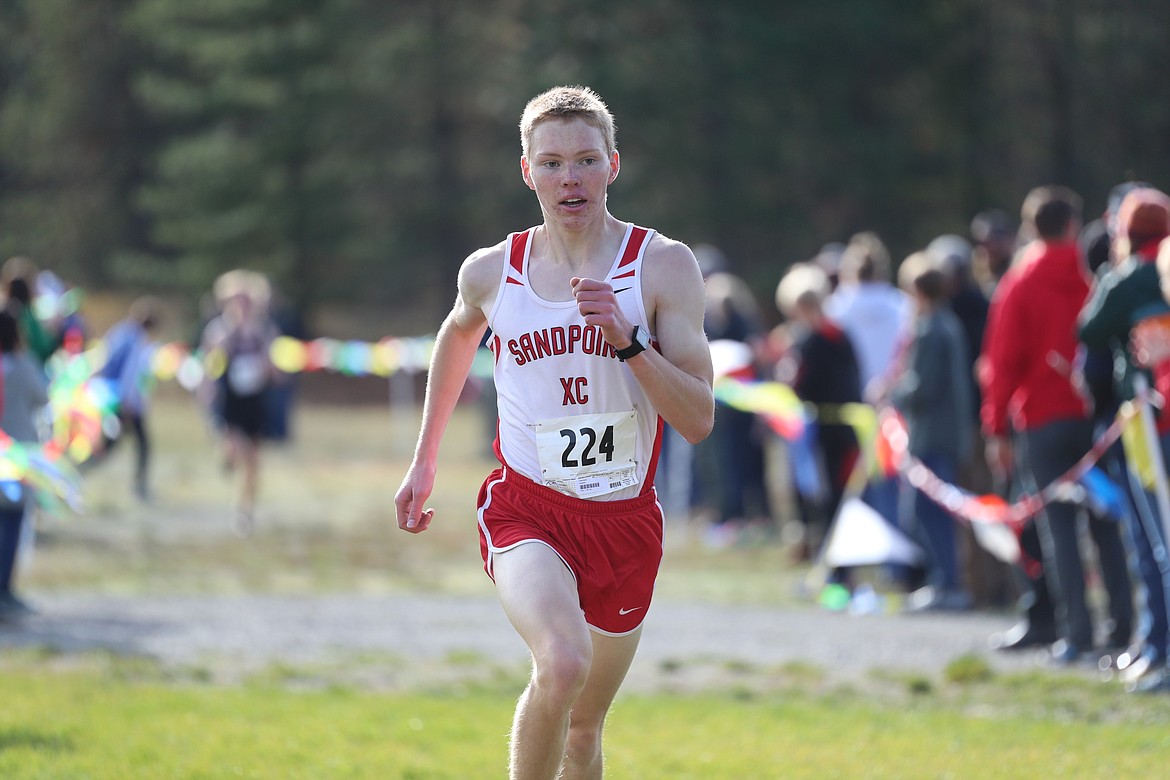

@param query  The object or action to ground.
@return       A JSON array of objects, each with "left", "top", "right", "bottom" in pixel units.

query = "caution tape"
[
  {"left": 713, "top": 376, "right": 1140, "bottom": 530},
  {"left": 879, "top": 406, "right": 1129, "bottom": 531}
]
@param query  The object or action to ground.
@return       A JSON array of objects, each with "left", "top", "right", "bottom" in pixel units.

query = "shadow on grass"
[{"left": 0, "top": 727, "right": 75, "bottom": 754}]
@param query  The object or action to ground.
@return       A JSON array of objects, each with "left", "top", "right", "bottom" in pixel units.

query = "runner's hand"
[
  {"left": 571, "top": 277, "right": 631, "bottom": 347},
  {"left": 395, "top": 463, "right": 436, "bottom": 533}
]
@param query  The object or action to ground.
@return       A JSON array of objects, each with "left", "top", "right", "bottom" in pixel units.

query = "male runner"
[{"left": 394, "top": 85, "right": 714, "bottom": 779}]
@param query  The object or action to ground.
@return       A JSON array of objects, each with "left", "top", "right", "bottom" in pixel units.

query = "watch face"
[{"left": 616, "top": 325, "right": 649, "bottom": 360}]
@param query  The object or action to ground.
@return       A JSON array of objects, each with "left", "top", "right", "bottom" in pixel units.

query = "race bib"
[
  {"left": 535, "top": 410, "right": 639, "bottom": 499},
  {"left": 227, "top": 352, "right": 267, "bottom": 395}
]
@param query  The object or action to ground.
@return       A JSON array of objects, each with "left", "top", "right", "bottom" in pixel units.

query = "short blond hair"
[
  {"left": 840, "top": 231, "right": 892, "bottom": 283},
  {"left": 214, "top": 269, "right": 271, "bottom": 309},
  {"left": 775, "top": 262, "right": 831, "bottom": 318},
  {"left": 520, "top": 86, "right": 616, "bottom": 160},
  {"left": 898, "top": 251, "right": 947, "bottom": 301},
  {"left": 213, "top": 269, "right": 249, "bottom": 305}
]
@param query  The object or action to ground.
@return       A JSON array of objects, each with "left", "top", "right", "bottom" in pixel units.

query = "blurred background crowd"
[
  {"left": 2, "top": 1, "right": 1170, "bottom": 695},
  {"left": 663, "top": 180, "right": 1170, "bottom": 696}
]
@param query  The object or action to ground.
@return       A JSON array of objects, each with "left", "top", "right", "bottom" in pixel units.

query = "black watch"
[{"left": 615, "top": 325, "right": 650, "bottom": 362}]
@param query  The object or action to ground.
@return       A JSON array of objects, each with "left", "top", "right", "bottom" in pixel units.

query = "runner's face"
[{"left": 522, "top": 117, "right": 619, "bottom": 228}]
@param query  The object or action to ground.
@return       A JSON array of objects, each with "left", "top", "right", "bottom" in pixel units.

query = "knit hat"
[
  {"left": 1108, "top": 181, "right": 1152, "bottom": 219},
  {"left": 1117, "top": 187, "right": 1170, "bottom": 248}
]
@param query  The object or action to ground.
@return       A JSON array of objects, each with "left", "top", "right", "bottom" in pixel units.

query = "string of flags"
[
  {"left": 13, "top": 321, "right": 1166, "bottom": 529},
  {"left": 150, "top": 335, "right": 446, "bottom": 390},
  {"left": 27, "top": 333, "right": 466, "bottom": 513},
  {"left": 712, "top": 372, "right": 1153, "bottom": 565}
]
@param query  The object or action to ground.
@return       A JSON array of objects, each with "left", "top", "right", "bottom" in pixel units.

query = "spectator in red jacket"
[{"left": 980, "top": 185, "right": 1133, "bottom": 664}]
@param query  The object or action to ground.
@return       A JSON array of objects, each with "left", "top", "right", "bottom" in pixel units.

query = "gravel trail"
[{"left": 0, "top": 592, "right": 1077, "bottom": 691}]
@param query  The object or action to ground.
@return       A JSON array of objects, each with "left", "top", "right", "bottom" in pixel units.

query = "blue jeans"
[
  {"left": 864, "top": 476, "right": 900, "bottom": 526},
  {"left": 900, "top": 453, "right": 960, "bottom": 592},
  {"left": 713, "top": 406, "right": 770, "bottom": 524}
]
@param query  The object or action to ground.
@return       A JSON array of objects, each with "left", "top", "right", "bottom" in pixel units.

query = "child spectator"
[
  {"left": 774, "top": 262, "right": 862, "bottom": 570},
  {"left": 889, "top": 252, "right": 974, "bottom": 610}
]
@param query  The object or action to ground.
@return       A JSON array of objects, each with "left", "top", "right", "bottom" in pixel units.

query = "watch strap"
[{"left": 615, "top": 325, "right": 647, "bottom": 361}]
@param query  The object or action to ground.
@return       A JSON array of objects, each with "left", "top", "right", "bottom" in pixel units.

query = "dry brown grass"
[
  {"left": 30, "top": 389, "right": 489, "bottom": 596},
  {"left": 27, "top": 387, "right": 806, "bottom": 605}
]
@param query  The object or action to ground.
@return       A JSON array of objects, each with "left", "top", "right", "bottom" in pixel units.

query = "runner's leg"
[
  {"left": 493, "top": 542, "right": 593, "bottom": 780},
  {"left": 560, "top": 628, "right": 642, "bottom": 780}
]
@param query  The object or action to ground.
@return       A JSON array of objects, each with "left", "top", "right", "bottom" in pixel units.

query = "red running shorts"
[{"left": 477, "top": 465, "right": 664, "bottom": 636}]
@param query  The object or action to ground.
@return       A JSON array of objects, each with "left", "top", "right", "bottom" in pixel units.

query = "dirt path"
[{"left": 0, "top": 592, "right": 1081, "bottom": 692}]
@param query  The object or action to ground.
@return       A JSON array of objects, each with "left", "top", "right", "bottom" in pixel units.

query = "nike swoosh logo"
[
  {"left": 618, "top": 606, "right": 643, "bottom": 615},
  {"left": 613, "top": 287, "right": 631, "bottom": 294}
]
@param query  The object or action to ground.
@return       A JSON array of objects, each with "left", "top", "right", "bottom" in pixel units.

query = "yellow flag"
[{"left": 1120, "top": 400, "right": 1158, "bottom": 491}]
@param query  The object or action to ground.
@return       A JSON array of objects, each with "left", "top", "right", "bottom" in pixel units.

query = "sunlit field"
[
  {"left": 3, "top": 390, "right": 1170, "bottom": 778},
  {"left": 30, "top": 386, "right": 804, "bottom": 604},
  {"left": 30, "top": 386, "right": 490, "bottom": 597}
]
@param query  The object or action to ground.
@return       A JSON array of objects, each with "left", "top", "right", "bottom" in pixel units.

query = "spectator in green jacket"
[
  {"left": 2, "top": 256, "right": 61, "bottom": 367},
  {"left": 1079, "top": 186, "right": 1170, "bottom": 692}
]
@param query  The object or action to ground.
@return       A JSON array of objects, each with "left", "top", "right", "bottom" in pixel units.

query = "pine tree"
[
  {"left": 0, "top": 0, "right": 150, "bottom": 286},
  {"left": 127, "top": 0, "right": 357, "bottom": 310}
]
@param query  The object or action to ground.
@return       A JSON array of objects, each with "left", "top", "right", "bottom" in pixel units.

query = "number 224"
[{"left": 559, "top": 425, "right": 615, "bottom": 468}]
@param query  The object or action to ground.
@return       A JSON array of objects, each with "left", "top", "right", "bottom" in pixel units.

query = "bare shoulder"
[
  {"left": 642, "top": 232, "right": 704, "bottom": 302},
  {"left": 639, "top": 230, "right": 712, "bottom": 380},
  {"left": 458, "top": 238, "right": 507, "bottom": 312},
  {"left": 644, "top": 231, "right": 700, "bottom": 271}
]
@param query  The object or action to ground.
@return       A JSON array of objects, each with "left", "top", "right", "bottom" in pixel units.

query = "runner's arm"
[
  {"left": 610, "top": 238, "right": 714, "bottom": 443},
  {"left": 394, "top": 248, "right": 496, "bottom": 532}
]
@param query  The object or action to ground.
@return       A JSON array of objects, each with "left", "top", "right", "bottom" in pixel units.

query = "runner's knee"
[{"left": 532, "top": 639, "right": 591, "bottom": 701}]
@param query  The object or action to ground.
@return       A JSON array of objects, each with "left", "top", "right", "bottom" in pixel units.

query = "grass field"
[
  {"left": 3, "top": 653, "right": 1170, "bottom": 779},
  {"left": 4, "top": 391, "right": 1170, "bottom": 778}
]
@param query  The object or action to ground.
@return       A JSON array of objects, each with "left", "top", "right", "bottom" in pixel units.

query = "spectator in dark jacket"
[
  {"left": 775, "top": 262, "right": 862, "bottom": 572},
  {"left": 890, "top": 252, "right": 973, "bottom": 610},
  {"left": 1080, "top": 186, "right": 1170, "bottom": 691}
]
